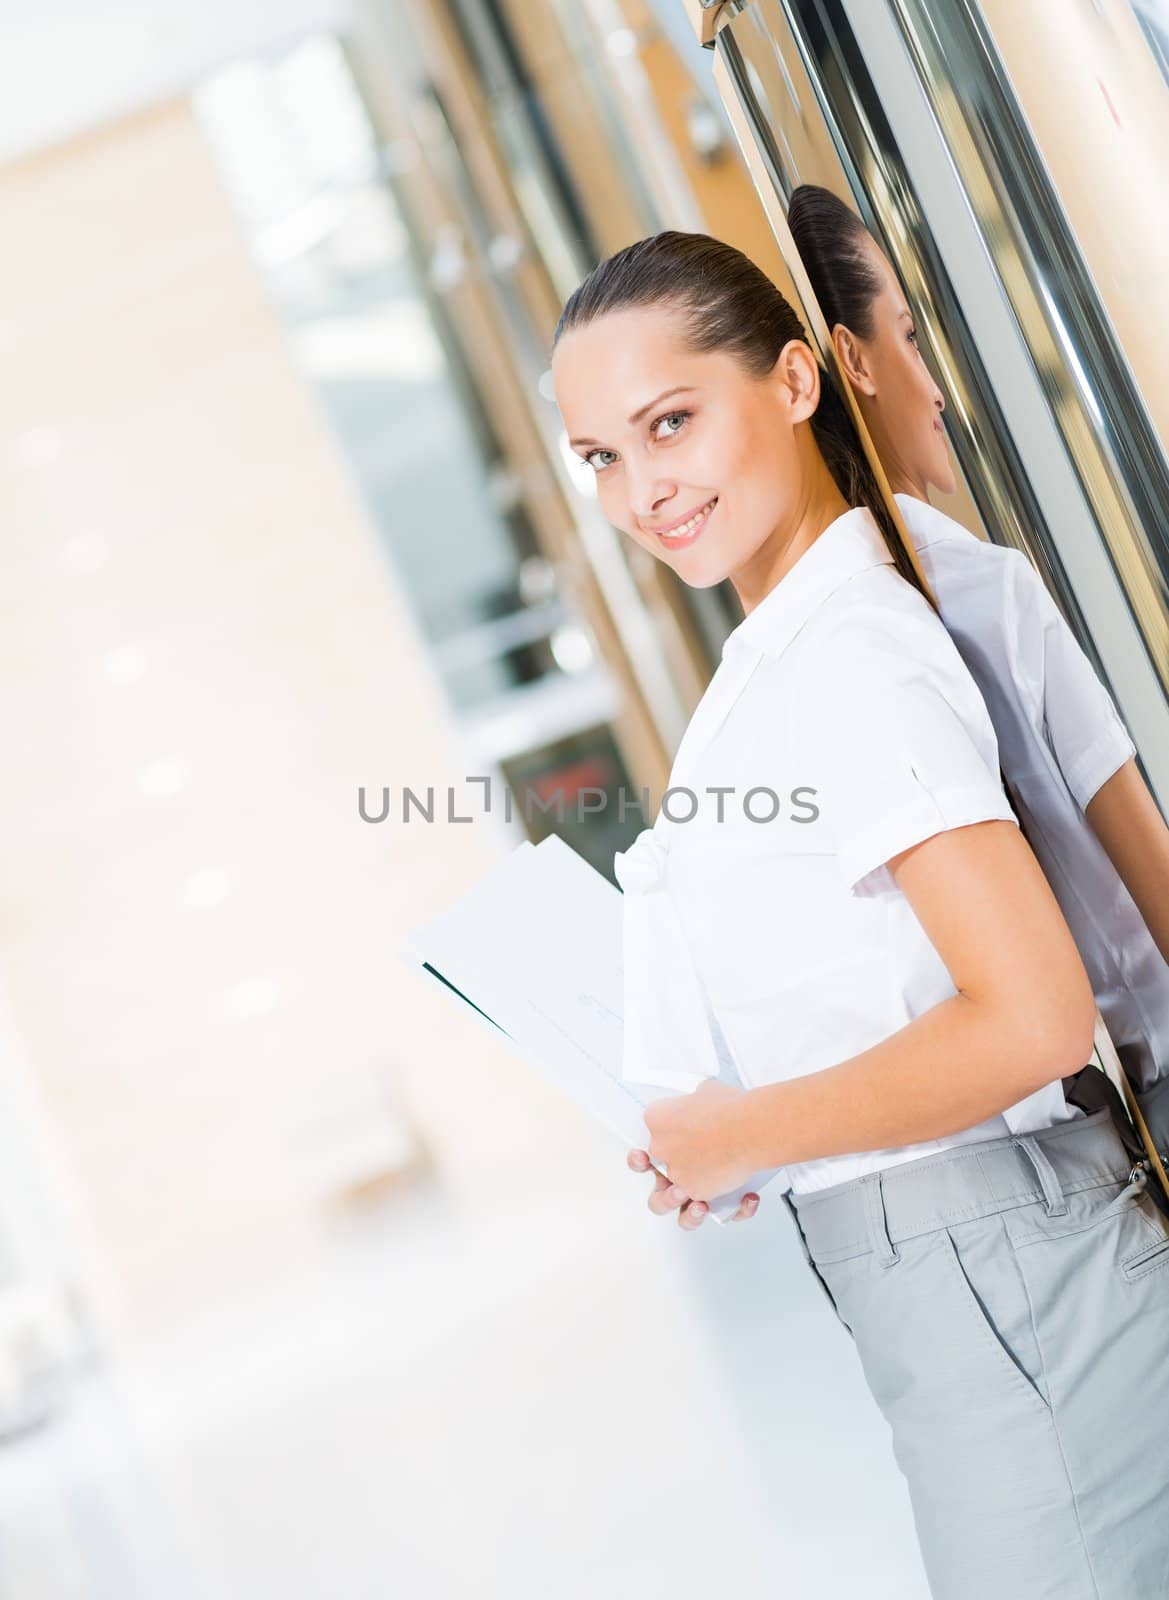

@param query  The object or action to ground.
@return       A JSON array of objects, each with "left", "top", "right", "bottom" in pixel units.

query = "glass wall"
[{"left": 703, "top": 0, "right": 1169, "bottom": 808}]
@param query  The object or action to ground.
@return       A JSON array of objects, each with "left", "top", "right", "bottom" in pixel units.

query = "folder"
[{"left": 399, "top": 834, "right": 786, "bottom": 1223}]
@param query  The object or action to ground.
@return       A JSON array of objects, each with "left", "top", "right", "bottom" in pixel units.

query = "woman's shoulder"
[
  {"left": 907, "top": 522, "right": 1064, "bottom": 690},
  {"left": 793, "top": 565, "right": 978, "bottom": 701},
  {"left": 808, "top": 560, "right": 952, "bottom": 654},
  {"left": 897, "top": 496, "right": 1037, "bottom": 595}
]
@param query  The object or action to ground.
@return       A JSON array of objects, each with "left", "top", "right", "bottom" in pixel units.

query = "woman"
[
  {"left": 550, "top": 231, "right": 1169, "bottom": 1599},
  {"left": 787, "top": 180, "right": 1169, "bottom": 1176}
]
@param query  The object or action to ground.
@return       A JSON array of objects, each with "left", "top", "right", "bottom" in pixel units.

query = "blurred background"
[{"left": 1, "top": 1, "right": 1168, "bottom": 1595}]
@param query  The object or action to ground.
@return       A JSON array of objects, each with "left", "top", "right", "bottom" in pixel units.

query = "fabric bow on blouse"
[{"left": 612, "top": 628, "right": 762, "bottom": 1099}]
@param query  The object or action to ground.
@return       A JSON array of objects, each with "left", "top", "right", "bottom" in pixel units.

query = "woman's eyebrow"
[{"left": 569, "top": 384, "right": 697, "bottom": 448}]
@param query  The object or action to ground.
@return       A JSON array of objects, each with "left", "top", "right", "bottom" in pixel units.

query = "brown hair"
[
  {"left": 553, "top": 229, "right": 933, "bottom": 607},
  {"left": 787, "top": 184, "right": 882, "bottom": 341}
]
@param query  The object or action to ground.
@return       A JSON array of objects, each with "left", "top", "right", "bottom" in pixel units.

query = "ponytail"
[{"left": 810, "top": 365, "right": 940, "bottom": 614}]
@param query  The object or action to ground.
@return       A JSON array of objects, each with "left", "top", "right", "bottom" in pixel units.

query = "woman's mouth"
[{"left": 652, "top": 497, "right": 718, "bottom": 550}]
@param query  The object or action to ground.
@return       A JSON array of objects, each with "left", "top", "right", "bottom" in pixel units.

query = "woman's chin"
[
  {"left": 649, "top": 537, "right": 732, "bottom": 588},
  {"left": 664, "top": 558, "right": 726, "bottom": 589},
  {"left": 930, "top": 442, "right": 957, "bottom": 498}
]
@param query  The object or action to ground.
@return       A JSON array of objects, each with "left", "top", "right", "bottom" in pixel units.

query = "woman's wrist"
[{"left": 735, "top": 1080, "right": 790, "bottom": 1171}]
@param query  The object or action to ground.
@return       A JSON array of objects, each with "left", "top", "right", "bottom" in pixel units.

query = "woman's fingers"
[
  {"left": 649, "top": 1179, "right": 687, "bottom": 1216},
  {"left": 628, "top": 1150, "right": 758, "bottom": 1227},
  {"left": 651, "top": 1181, "right": 710, "bottom": 1227},
  {"left": 628, "top": 1147, "right": 676, "bottom": 1209}
]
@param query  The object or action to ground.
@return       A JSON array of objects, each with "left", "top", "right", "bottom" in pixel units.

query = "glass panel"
[
  {"left": 194, "top": 36, "right": 575, "bottom": 712},
  {"left": 977, "top": 0, "right": 1169, "bottom": 490},
  {"left": 709, "top": 0, "right": 1169, "bottom": 806}
]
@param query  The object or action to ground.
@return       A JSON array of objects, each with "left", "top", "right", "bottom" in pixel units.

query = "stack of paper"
[{"left": 399, "top": 833, "right": 785, "bottom": 1223}]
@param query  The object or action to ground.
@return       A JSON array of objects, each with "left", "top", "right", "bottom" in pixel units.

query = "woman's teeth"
[{"left": 660, "top": 498, "right": 717, "bottom": 542}]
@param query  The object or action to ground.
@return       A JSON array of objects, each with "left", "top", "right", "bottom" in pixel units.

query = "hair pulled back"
[
  {"left": 787, "top": 184, "right": 883, "bottom": 343},
  {"left": 553, "top": 228, "right": 931, "bottom": 607}
]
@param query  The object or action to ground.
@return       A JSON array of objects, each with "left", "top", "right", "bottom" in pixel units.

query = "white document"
[{"left": 399, "top": 834, "right": 786, "bottom": 1223}]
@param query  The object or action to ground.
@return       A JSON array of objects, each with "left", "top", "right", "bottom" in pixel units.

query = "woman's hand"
[
  {"left": 627, "top": 1147, "right": 761, "bottom": 1227},
  {"left": 627, "top": 1080, "right": 763, "bottom": 1227}
]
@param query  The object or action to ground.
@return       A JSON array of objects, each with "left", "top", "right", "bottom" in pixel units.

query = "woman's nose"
[{"left": 629, "top": 477, "right": 676, "bottom": 522}]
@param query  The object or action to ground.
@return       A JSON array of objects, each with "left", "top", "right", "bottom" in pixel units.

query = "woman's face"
[
  {"left": 551, "top": 304, "right": 819, "bottom": 593},
  {"left": 844, "top": 236, "right": 955, "bottom": 498}
]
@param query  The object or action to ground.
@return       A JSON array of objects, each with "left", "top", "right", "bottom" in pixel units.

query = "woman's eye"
[
  {"left": 907, "top": 326, "right": 919, "bottom": 346},
  {"left": 581, "top": 408, "right": 690, "bottom": 471},
  {"left": 653, "top": 409, "right": 691, "bottom": 439}
]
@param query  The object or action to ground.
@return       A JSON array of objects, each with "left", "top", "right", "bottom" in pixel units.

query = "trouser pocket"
[
  {"left": 781, "top": 1193, "right": 852, "bottom": 1337},
  {"left": 938, "top": 1219, "right": 1050, "bottom": 1414},
  {"left": 828, "top": 1219, "right": 1053, "bottom": 1426},
  {"left": 819, "top": 1225, "right": 1099, "bottom": 1599},
  {"left": 1121, "top": 1227, "right": 1169, "bottom": 1281}
]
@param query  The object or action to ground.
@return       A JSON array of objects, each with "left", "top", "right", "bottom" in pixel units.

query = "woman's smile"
[{"left": 646, "top": 495, "right": 718, "bottom": 549}]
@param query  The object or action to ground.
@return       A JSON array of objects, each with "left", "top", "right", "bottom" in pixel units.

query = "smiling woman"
[
  {"left": 550, "top": 229, "right": 1169, "bottom": 1598},
  {"left": 550, "top": 231, "right": 932, "bottom": 613}
]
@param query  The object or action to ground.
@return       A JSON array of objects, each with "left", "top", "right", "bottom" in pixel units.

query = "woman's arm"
[
  {"left": 735, "top": 815, "right": 1098, "bottom": 1173},
  {"left": 1085, "top": 757, "right": 1169, "bottom": 964},
  {"left": 1007, "top": 551, "right": 1169, "bottom": 959}
]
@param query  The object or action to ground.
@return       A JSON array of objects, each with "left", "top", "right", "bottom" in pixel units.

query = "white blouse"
[
  {"left": 614, "top": 504, "right": 1079, "bottom": 1196},
  {"left": 897, "top": 492, "right": 1169, "bottom": 1096}
]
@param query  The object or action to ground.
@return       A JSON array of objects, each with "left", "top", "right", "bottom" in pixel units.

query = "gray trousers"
[{"left": 782, "top": 1104, "right": 1169, "bottom": 1599}]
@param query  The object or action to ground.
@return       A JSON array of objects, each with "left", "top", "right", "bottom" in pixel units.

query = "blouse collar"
[
  {"left": 893, "top": 490, "right": 973, "bottom": 552},
  {"left": 720, "top": 506, "right": 895, "bottom": 665}
]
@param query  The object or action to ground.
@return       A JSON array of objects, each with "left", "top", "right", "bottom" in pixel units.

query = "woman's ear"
[
  {"left": 773, "top": 338, "right": 822, "bottom": 424},
  {"left": 832, "top": 324, "right": 878, "bottom": 397}
]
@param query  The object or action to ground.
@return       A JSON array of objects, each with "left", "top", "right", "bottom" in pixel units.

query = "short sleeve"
[
  {"left": 794, "top": 605, "right": 1019, "bottom": 899},
  {"left": 1008, "top": 552, "right": 1135, "bottom": 810}
]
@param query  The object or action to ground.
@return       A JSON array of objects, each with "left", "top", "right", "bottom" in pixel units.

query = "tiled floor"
[{"left": 0, "top": 1149, "right": 929, "bottom": 1598}]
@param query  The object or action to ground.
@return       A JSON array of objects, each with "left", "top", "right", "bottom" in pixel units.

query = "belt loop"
[
  {"left": 862, "top": 1171, "right": 900, "bottom": 1268},
  {"left": 1016, "top": 1134, "right": 1068, "bottom": 1217}
]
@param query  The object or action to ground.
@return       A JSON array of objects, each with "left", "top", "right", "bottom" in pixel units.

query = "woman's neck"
[
  {"left": 885, "top": 462, "right": 929, "bottom": 501},
  {"left": 731, "top": 455, "right": 851, "bottom": 617}
]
